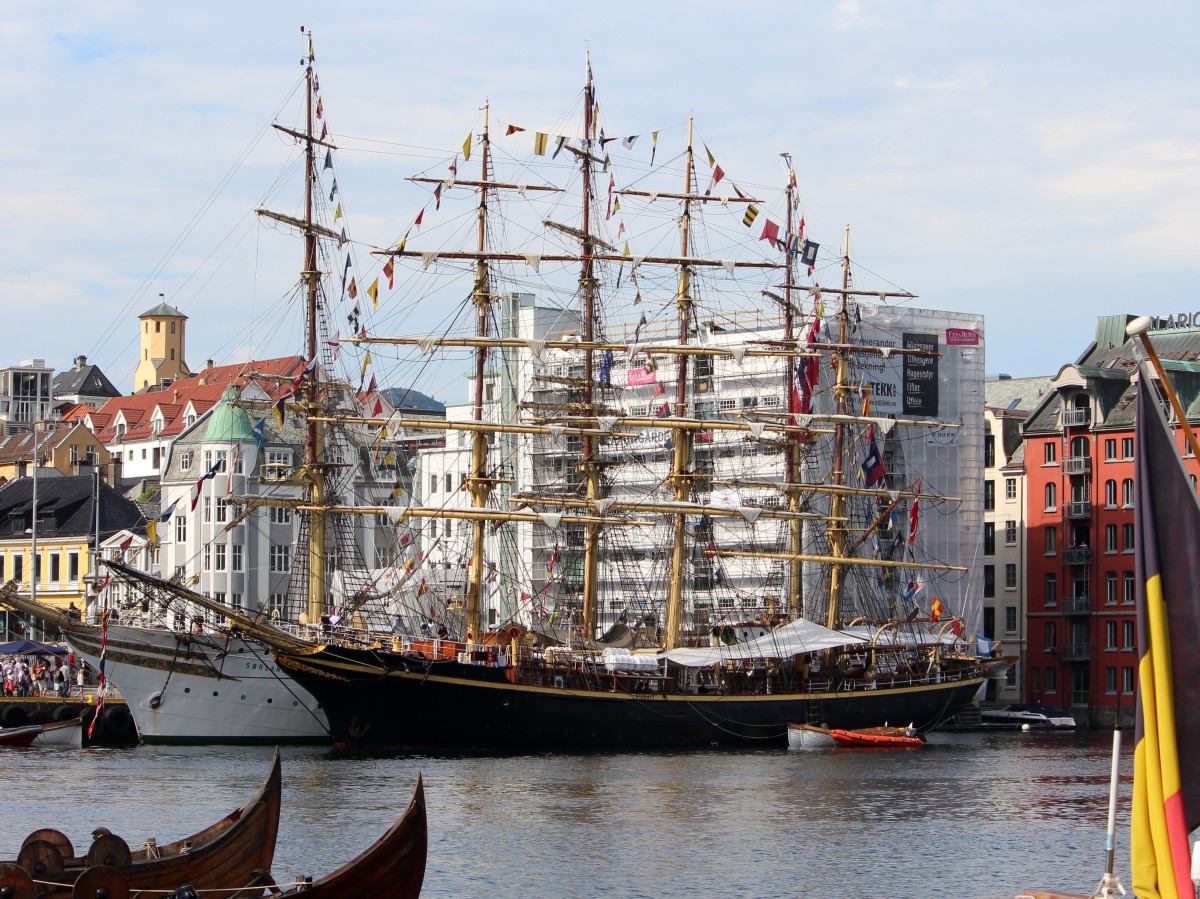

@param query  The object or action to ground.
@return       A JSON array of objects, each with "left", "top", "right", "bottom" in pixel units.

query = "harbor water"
[{"left": 3, "top": 729, "right": 1128, "bottom": 899}]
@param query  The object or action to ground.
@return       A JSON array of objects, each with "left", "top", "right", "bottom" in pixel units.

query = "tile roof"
[
  {"left": 83, "top": 356, "right": 305, "bottom": 445},
  {"left": 0, "top": 474, "right": 145, "bottom": 539}
]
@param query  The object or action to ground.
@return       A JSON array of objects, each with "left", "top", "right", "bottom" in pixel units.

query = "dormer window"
[{"left": 116, "top": 423, "right": 126, "bottom": 439}]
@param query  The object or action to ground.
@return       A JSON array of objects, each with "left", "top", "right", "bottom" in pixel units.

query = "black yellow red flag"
[{"left": 1131, "top": 369, "right": 1200, "bottom": 898}]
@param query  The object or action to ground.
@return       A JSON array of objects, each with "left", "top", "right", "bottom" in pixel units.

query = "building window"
[
  {"left": 1105, "top": 438, "right": 1117, "bottom": 460},
  {"left": 1106, "top": 572, "right": 1118, "bottom": 605},
  {"left": 984, "top": 435, "right": 995, "bottom": 468},
  {"left": 984, "top": 523, "right": 995, "bottom": 556},
  {"left": 232, "top": 544, "right": 243, "bottom": 572},
  {"left": 68, "top": 552, "right": 79, "bottom": 581},
  {"left": 203, "top": 497, "right": 212, "bottom": 523},
  {"left": 269, "top": 506, "right": 292, "bottom": 525},
  {"left": 1005, "top": 666, "right": 1017, "bottom": 688},
  {"left": 1005, "top": 563, "right": 1017, "bottom": 589},
  {"left": 984, "top": 480, "right": 995, "bottom": 511},
  {"left": 49, "top": 553, "right": 60, "bottom": 582},
  {"left": 429, "top": 474, "right": 438, "bottom": 495},
  {"left": 269, "top": 593, "right": 286, "bottom": 616},
  {"left": 1044, "top": 443, "right": 1057, "bottom": 465},
  {"left": 983, "top": 565, "right": 995, "bottom": 598},
  {"left": 12, "top": 555, "right": 22, "bottom": 582},
  {"left": 265, "top": 450, "right": 293, "bottom": 478},
  {"left": 444, "top": 473, "right": 452, "bottom": 493},
  {"left": 1123, "top": 620, "right": 1135, "bottom": 650},
  {"left": 1105, "top": 667, "right": 1117, "bottom": 694},
  {"left": 1106, "top": 621, "right": 1118, "bottom": 649},
  {"left": 1045, "top": 667, "right": 1057, "bottom": 692},
  {"left": 1044, "top": 482, "right": 1057, "bottom": 511},
  {"left": 269, "top": 545, "right": 291, "bottom": 573},
  {"left": 1105, "top": 524, "right": 1117, "bottom": 553},
  {"left": 1122, "top": 667, "right": 1134, "bottom": 693},
  {"left": 1045, "top": 621, "right": 1057, "bottom": 651},
  {"left": 1045, "top": 573, "right": 1058, "bottom": 607},
  {"left": 215, "top": 544, "right": 226, "bottom": 571},
  {"left": 1005, "top": 521, "right": 1017, "bottom": 544},
  {"left": 203, "top": 545, "right": 212, "bottom": 571},
  {"left": 1104, "top": 479, "right": 1117, "bottom": 508},
  {"left": 1122, "top": 437, "right": 1134, "bottom": 459},
  {"left": 1122, "top": 478, "right": 1134, "bottom": 507},
  {"left": 1045, "top": 526, "right": 1056, "bottom": 555},
  {"left": 1123, "top": 572, "right": 1135, "bottom": 604},
  {"left": 1005, "top": 606, "right": 1017, "bottom": 633},
  {"left": 175, "top": 516, "right": 186, "bottom": 542},
  {"left": 1123, "top": 523, "right": 1134, "bottom": 552},
  {"left": 216, "top": 498, "right": 229, "bottom": 524},
  {"left": 1005, "top": 478, "right": 1017, "bottom": 500},
  {"left": 1031, "top": 667, "right": 1040, "bottom": 694}
]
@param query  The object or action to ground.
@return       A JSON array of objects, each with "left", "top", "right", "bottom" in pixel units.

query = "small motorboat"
[
  {"left": 980, "top": 704, "right": 1076, "bottom": 729},
  {"left": 828, "top": 725, "right": 925, "bottom": 748},
  {"left": 0, "top": 726, "right": 42, "bottom": 748},
  {"left": 787, "top": 723, "right": 836, "bottom": 750}
]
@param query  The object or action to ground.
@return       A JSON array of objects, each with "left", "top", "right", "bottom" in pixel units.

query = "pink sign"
[
  {"left": 627, "top": 368, "right": 658, "bottom": 387},
  {"left": 945, "top": 328, "right": 979, "bottom": 346}
]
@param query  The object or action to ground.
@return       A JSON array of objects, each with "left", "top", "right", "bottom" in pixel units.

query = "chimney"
[
  {"left": 74, "top": 355, "right": 87, "bottom": 370},
  {"left": 207, "top": 359, "right": 214, "bottom": 370}
]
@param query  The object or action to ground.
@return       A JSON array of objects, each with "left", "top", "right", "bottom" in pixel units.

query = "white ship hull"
[{"left": 66, "top": 625, "right": 330, "bottom": 744}]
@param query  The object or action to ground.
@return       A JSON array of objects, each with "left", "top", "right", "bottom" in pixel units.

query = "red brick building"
[{"left": 1021, "top": 314, "right": 1200, "bottom": 726}]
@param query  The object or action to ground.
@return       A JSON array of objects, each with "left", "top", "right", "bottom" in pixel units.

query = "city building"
[
  {"left": 1021, "top": 313, "right": 1200, "bottom": 727},
  {"left": 0, "top": 421, "right": 111, "bottom": 484},
  {"left": 981, "top": 375, "right": 1054, "bottom": 706},
  {"left": 52, "top": 355, "right": 122, "bottom": 412},
  {"left": 0, "top": 472, "right": 146, "bottom": 631},
  {"left": 134, "top": 301, "right": 191, "bottom": 392},
  {"left": 0, "top": 359, "right": 54, "bottom": 433},
  {"left": 410, "top": 294, "right": 986, "bottom": 641}
]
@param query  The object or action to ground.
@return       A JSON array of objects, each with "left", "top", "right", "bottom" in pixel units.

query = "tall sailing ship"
[{"left": 252, "top": 54, "right": 989, "bottom": 749}]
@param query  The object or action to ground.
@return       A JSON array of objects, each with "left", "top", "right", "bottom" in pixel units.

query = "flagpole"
[{"left": 1126, "top": 316, "right": 1200, "bottom": 460}]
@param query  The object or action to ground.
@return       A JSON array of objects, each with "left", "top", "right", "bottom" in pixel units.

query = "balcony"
[
  {"left": 1062, "top": 642, "right": 1092, "bottom": 662},
  {"left": 1064, "top": 456, "right": 1091, "bottom": 475},
  {"left": 1061, "top": 407, "right": 1090, "bottom": 427},
  {"left": 1065, "top": 501, "right": 1092, "bottom": 520},
  {"left": 1061, "top": 595, "right": 1092, "bottom": 614},
  {"left": 1064, "top": 547, "right": 1092, "bottom": 566}
]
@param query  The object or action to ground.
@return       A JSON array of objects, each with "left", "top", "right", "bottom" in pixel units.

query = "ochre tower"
[{"left": 134, "top": 301, "right": 190, "bottom": 392}]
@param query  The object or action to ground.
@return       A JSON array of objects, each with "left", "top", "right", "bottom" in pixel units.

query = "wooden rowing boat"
[
  {"left": 33, "top": 719, "right": 82, "bottom": 748},
  {"left": 828, "top": 726, "right": 925, "bottom": 748},
  {"left": 12, "top": 748, "right": 281, "bottom": 892},
  {"left": 0, "top": 772, "right": 427, "bottom": 899}
]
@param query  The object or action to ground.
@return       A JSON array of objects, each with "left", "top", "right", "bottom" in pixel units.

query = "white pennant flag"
[
  {"left": 527, "top": 338, "right": 546, "bottom": 358},
  {"left": 873, "top": 417, "right": 897, "bottom": 436},
  {"left": 597, "top": 415, "right": 618, "bottom": 432},
  {"left": 747, "top": 421, "right": 766, "bottom": 439},
  {"left": 632, "top": 255, "right": 646, "bottom": 269},
  {"left": 721, "top": 260, "right": 736, "bottom": 276},
  {"left": 739, "top": 507, "right": 762, "bottom": 524},
  {"left": 888, "top": 490, "right": 901, "bottom": 503},
  {"left": 538, "top": 512, "right": 564, "bottom": 530},
  {"left": 386, "top": 506, "right": 409, "bottom": 525},
  {"left": 794, "top": 413, "right": 813, "bottom": 427},
  {"left": 517, "top": 185, "right": 527, "bottom": 197},
  {"left": 880, "top": 347, "right": 892, "bottom": 359},
  {"left": 649, "top": 192, "right": 659, "bottom": 202},
  {"left": 547, "top": 424, "right": 566, "bottom": 440},
  {"left": 729, "top": 344, "right": 747, "bottom": 365},
  {"left": 593, "top": 497, "right": 616, "bottom": 514},
  {"left": 524, "top": 254, "right": 542, "bottom": 273},
  {"left": 421, "top": 251, "right": 439, "bottom": 270},
  {"left": 418, "top": 336, "right": 437, "bottom": 356}
]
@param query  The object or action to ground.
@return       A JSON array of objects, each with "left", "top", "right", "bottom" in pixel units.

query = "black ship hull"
[{"left": 277, "top": 648, "right": 985, "bottom": 750}]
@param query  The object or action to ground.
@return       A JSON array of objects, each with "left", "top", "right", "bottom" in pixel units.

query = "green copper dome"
[{"left": 203, "top": 385, "right": 256, "bottom": 442}]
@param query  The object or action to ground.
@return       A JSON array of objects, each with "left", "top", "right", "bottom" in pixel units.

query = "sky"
[{"left": 3, "top": 1, "right": 1200, "bottom": 402}]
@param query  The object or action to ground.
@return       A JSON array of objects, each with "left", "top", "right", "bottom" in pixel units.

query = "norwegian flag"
[
  {"left": 87, "top": 612, "right": 111, "bottom": 738},
  {"left": 908, "top": 481, "right": 922, "bottom": 546}
]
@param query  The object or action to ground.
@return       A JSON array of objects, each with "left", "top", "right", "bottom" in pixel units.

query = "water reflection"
[{"left": 0, "top": 731, "right": 1130, "bottom": 899}]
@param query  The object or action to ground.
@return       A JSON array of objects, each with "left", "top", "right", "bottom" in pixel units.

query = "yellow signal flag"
[
  {"left": 360, "top": 350, "right": 372, "bottom": 379},
  {"left": 146, "top": 519, "right": 158, "bottom": 549},
  {"left": 705, "top": 143, "right": 716, "bottom": 168},
  {"left": 463, "top": 132, "right": 472, "bottom": 162},
  {"left": 367, "top": 278, "right": 379, "bottom": 308},
  {"left": 534, "top": 132, "right": 548, "bottom": 155}
]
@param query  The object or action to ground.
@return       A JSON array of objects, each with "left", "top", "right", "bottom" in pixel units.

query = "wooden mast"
[
  {"left": 302, "top": 36, "right": 328, "bottom": 627},
  {"left": 664, "top": 115, "right": 697, "bottom": 650},
  {"left": 579, "top": 56, "right": 603, "bottom": 640},
  {"left": 783, "top": 160, "right": 804, "bottom": 620},
  {"left": 464, "top": 103, "right": 492, "bottom": 642},
  {"left": 824, "top": 224, "right": 853, "bottom": 630}
]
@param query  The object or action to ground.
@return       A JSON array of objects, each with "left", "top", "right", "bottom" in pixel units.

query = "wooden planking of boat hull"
[
  {"left": 280, "top": 648, "right": 985, "bottom": 750},
  {"left": 15, "top": 748, "right": 280, "bottom": 892}
]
